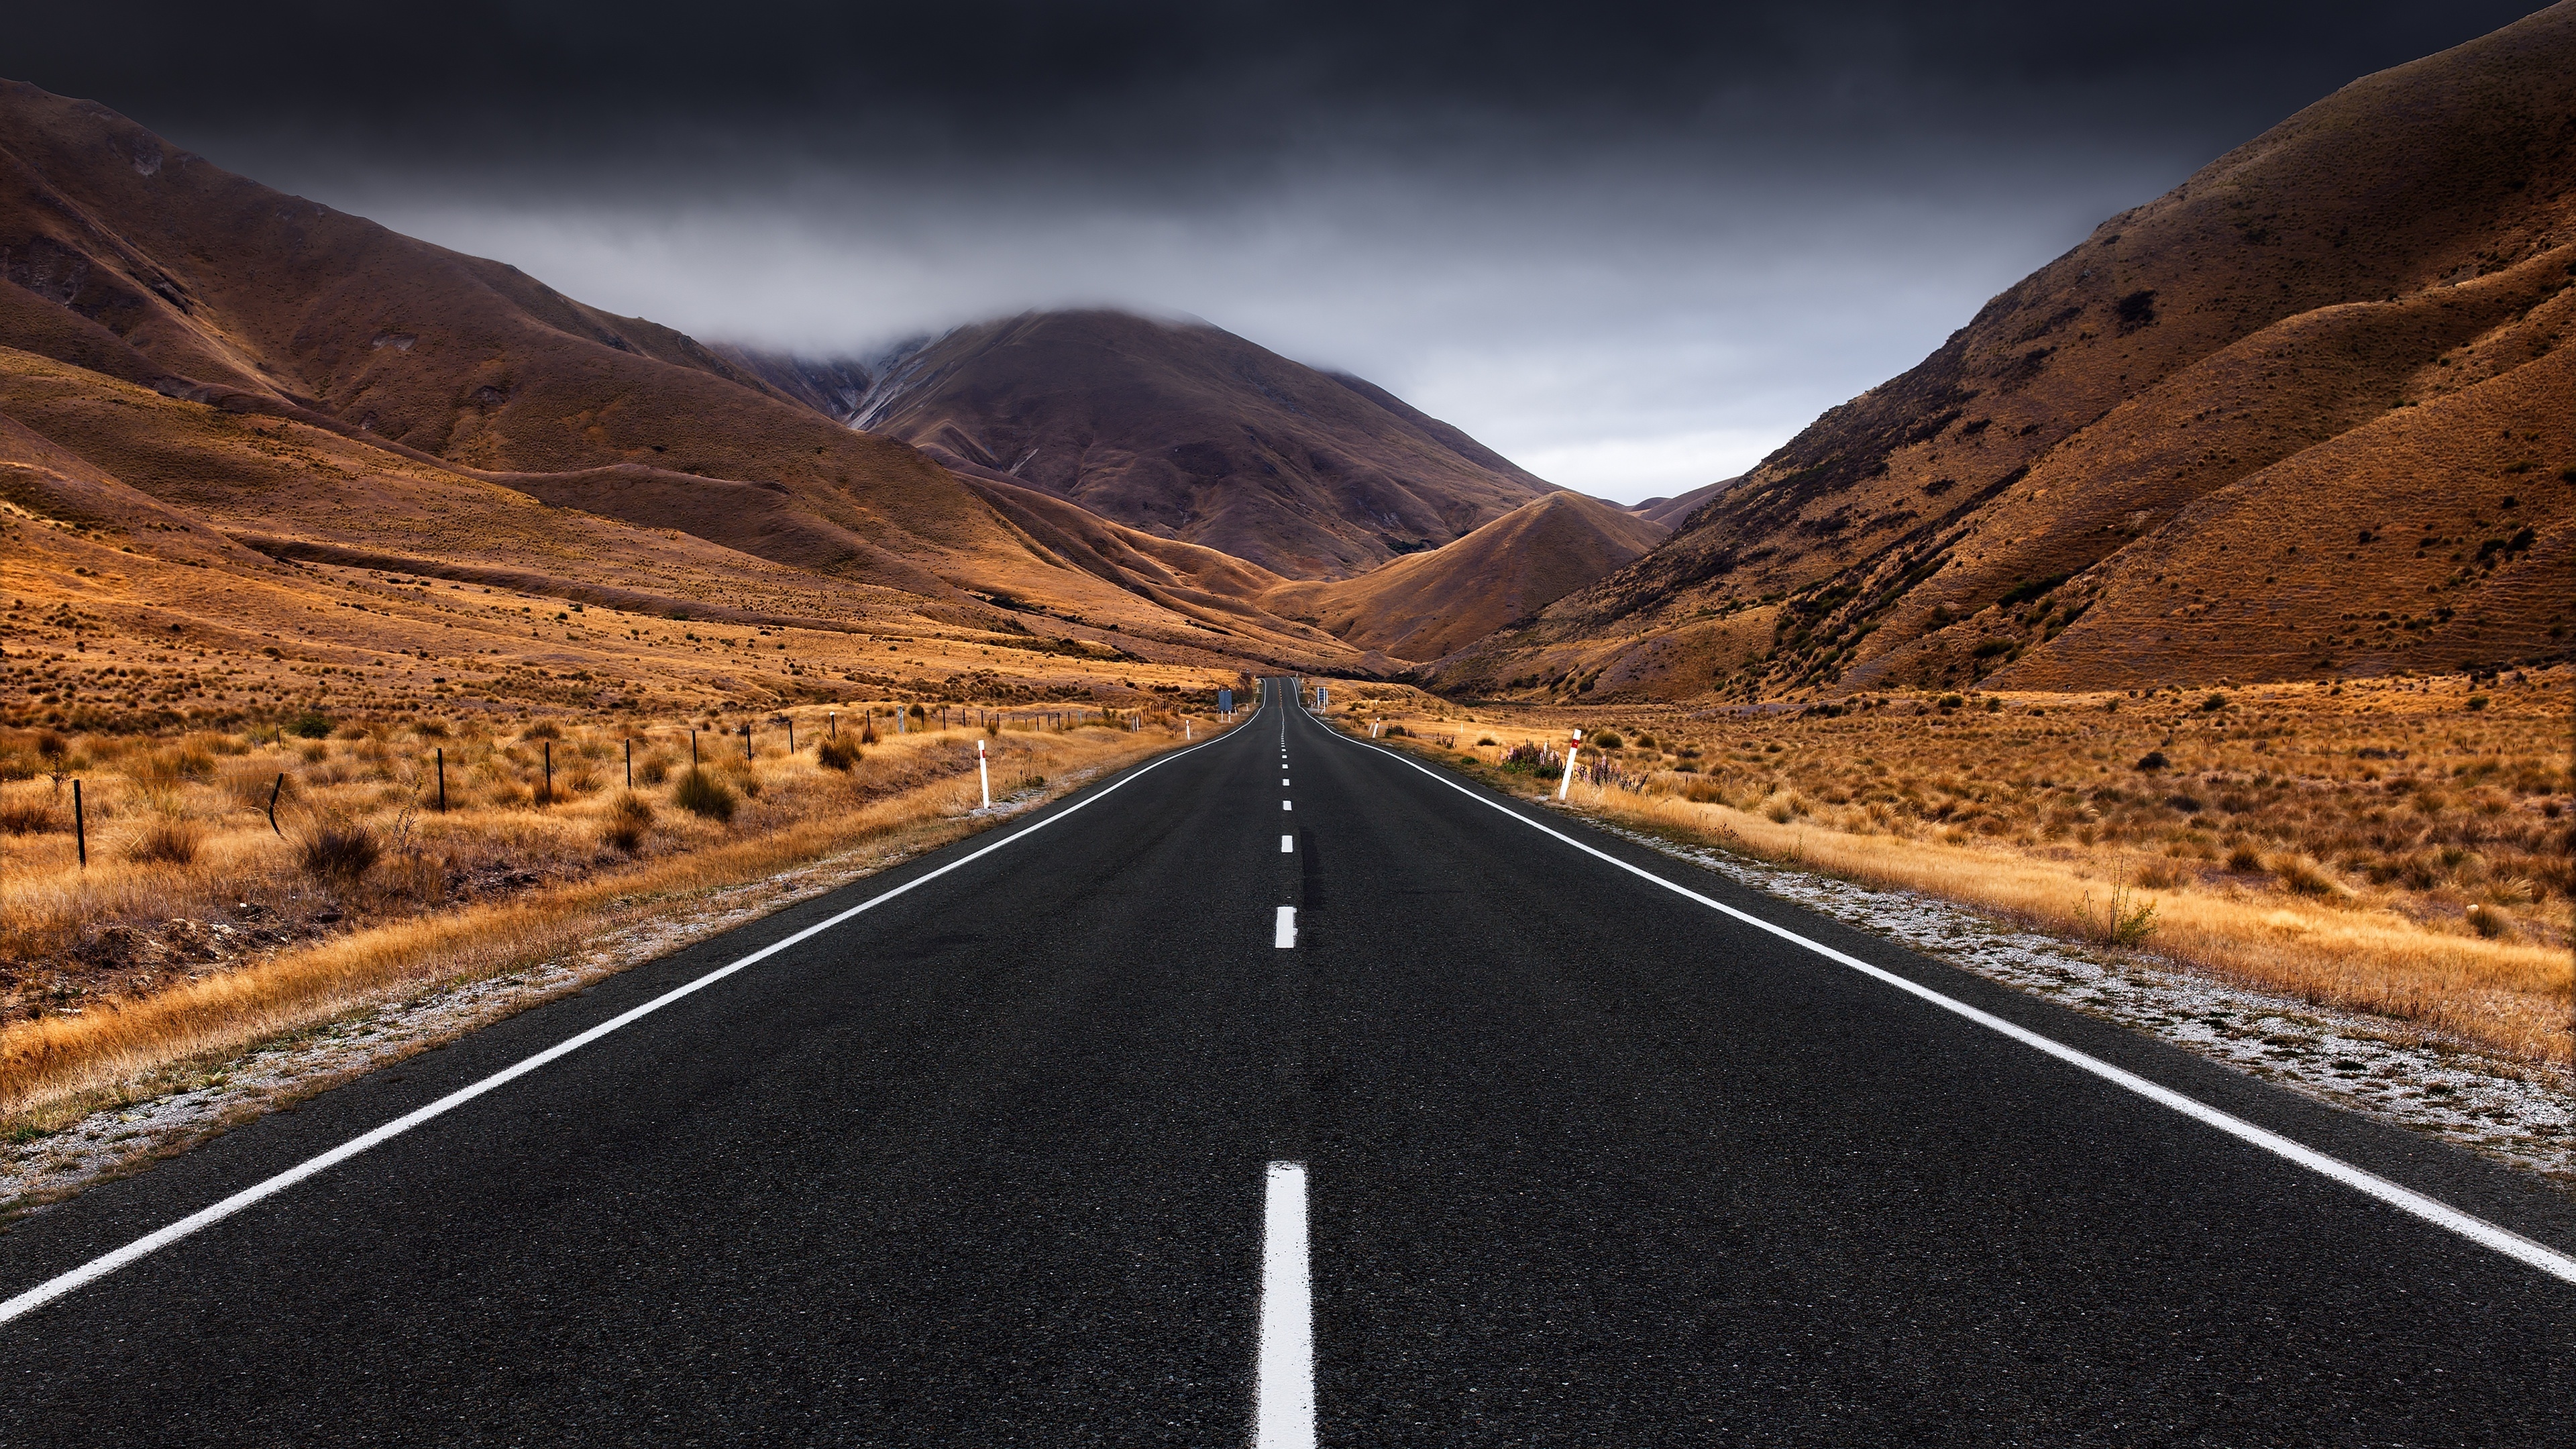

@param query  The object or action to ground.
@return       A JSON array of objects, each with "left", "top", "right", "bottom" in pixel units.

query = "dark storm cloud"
[
  {"left": 7, "top": 3, "right": 2559, "bottom": 498},
  {"left": 17, "top": 2, "right": 2550, "bottom": 182}
]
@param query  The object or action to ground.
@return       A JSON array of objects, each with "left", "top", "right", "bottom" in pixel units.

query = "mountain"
[
  {"left": 1436, "top": 3, "right": 2576, "bottom": 701},
  {"left": 706, "top": 345, "right": 878, "bottom": 425},
  {"left": 1262, "top": 491, "right": 1664, "bottom": 662},
  {"left": 1626, "top": 478, "right": 1736, "bottom": 529},
  {"left": 851, "top": 310, "right": 1556, "bottom": 579},
  {"left": 0, "top": 80, "right": 1379, "bottom": 673}
]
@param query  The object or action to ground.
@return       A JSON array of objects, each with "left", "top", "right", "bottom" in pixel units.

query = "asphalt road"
[{"left": 1, "top": 678, "right": 2571, "bottom": 1445}]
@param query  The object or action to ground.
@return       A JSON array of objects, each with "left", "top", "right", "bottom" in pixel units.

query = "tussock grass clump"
[
  {"left": 0, "top": 799, "right": 58, "bottom": 835},
  {"left": 123, "top": 816, "right": 205, "bottom": 866},
  {"left": 2277, "top": 855, "right": 2347, "bottom": 900},
  {"left": 300, "top": 824, "right": 380, "bottom": 882},
  {"left": 670, "top": 767, "right": 737, "bottom": 822},
  {"left": 602, "top": 792, "right": 654, "bottom": 854},
  {"left": 815, "top": 739, "right": 859, "bottom": 772}
]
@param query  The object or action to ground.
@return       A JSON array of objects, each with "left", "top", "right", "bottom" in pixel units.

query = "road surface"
[{"left": 1, "top": 678, "right": 2570, "bottom": 1445}]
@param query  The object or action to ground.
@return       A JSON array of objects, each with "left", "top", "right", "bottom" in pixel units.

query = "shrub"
[
  {"left": 671, "top": 767, "right": 737, "bottom": 822},
  {"left": 1593, "top": 731, "right": 1625, "bottom": 749},
  {"left": 637, "top": 754, "right": 672, "bottom": 785},
  {"left": 300, "top": 824, "right": 380, "bottom": 881},
  {"left": 522, "top": 721, "right": 562, "bottom": 740},
  {"left": 2134, "top": 751, "right": 2169, "bottom": 771},
  {"left": 287, "top": 712, "right": 335, "bottom": 739},
  {"left": 2225, "top": 844, "right": 2265, "bottom": 873},
  {"left": 2466, "top": 694, "right": 2489, "bottom": 712},
  {"left": 2466, "top": 904, "right": 2514, "bottom": 940},
  {"left": 2199, "top": 692, "right": 2230, "bottom": 712},
  {"left": 816, "top": 739, "right": 859, "bottom": 771},
  {"left": 1634, "top": 733, "right": 1657, "bottom": 749},
  {"left": 1937, "top": 694, "right": 1964, "bottom": 710},
  {"left": 602, "top": 792, "right": 654, "bottom": 853},
  {"left": 1383, "top": 724, "right": 1407, "bottom": 737},
  {"left": 125, "top": 816, "right": 205, "bottom": 865},
  {"left": 1476, "top": 737, "right": 1498, "bottom": 747}
]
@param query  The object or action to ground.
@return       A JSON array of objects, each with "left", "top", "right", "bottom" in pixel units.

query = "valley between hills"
[{"left": 0, "top": 4, "right": 2569, "bottom": 1191}]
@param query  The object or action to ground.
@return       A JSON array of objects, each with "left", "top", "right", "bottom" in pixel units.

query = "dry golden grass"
[
  {"left": 1330, "top": 669, "right": 2575, "bottom": 1065},
  {"left": 0, "top": 708, "right": 1218, "bottom": 1126}
]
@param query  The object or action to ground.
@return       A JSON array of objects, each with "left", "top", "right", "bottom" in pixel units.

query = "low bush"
[
  {"left": 1593, "top": 731, "right": 1625, "bottom": 749},
  {"left": 671, "top": 767, "right": 738, "bottom": 822},
  {"left": 287, "top": 712, "right": 335, "bottom": 739},
  {"left": 816, "top": 739, "right": 859, "bottom": 771}
]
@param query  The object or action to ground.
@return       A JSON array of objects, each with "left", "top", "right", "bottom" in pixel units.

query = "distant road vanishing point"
[{"left": 1, "top": 680, "right": 2570, "bottom": 1444}]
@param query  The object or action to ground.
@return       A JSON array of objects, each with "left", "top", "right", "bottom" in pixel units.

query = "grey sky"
[{"left": 11, "top": 2, "right": 2553, "bottom": 500}]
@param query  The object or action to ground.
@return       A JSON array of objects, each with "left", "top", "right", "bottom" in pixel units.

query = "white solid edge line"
[
  {"left": 0, "top": 720, "right": 1258, "bottom": 1328},
  {"left": 1306, "top": 712, "right": 2576, "bottom": 1287},
  {"left": 1254, "top": 1160, "right": 1316, "bottom": 1449},
  {"left": 1275, "top": 906, "right": 1297, "bottom": 949}
]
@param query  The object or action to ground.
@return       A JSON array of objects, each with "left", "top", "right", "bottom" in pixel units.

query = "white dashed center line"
[
  {"left": 1282, "top": 800, "right": 1292, "bottom": 811},
  {"left": 1254, "top": 1160, "right": 1315, "bottom": 1448},
  {"left": 1281, "top": 835, "right": 1295, "bottom": 853},
  {"left": 1274, "top": 907, "right": 1297, "bottom": 947}
]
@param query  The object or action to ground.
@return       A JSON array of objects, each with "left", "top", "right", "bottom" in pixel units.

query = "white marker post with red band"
[
  {"left": 1557, "top": 729, "right": 1582, "bottom": 801},
  {"left": 977, "top": 737, "right": 991, "bottom": 808}
]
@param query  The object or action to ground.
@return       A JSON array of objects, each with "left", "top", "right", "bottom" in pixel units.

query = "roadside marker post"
[
  {"left": 978, "top": 738, "right": 991, "bottom": 808},
  {"left": 72, "top": 779, "right": 85, "bottom": 867},
  {"left": 1557, "top": 730, "right": 1582, "bottom": 801}
]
